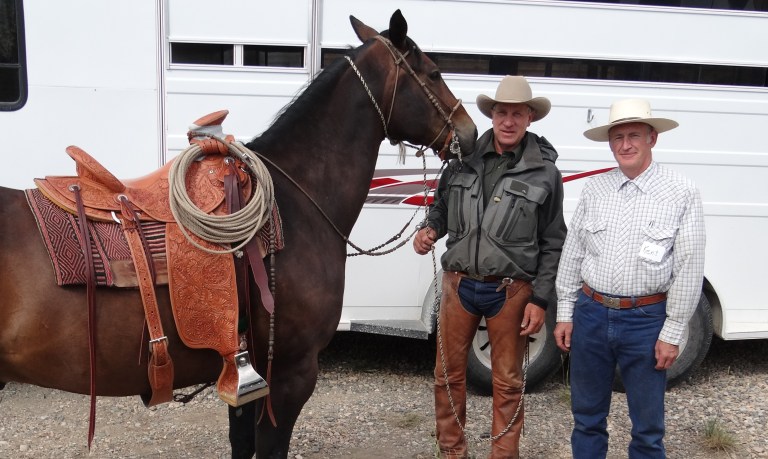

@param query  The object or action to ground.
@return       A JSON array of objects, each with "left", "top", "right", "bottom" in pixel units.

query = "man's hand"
[
  {"left": 655, "top": 340, "right": 679, "bottom": 370},
  {"left": 554, "top": 322, "right": 573, "bottom": 352},
  {"left": 413, "top": 226, "right": 436, "bottom": 255},
  {"left": 520, "top": 303, "right": 545, "bottom": 336}
]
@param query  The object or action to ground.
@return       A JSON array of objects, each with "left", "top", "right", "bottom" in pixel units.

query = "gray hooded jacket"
[{"left": 425, "top": 129, "right": 566, "bottom": 308}]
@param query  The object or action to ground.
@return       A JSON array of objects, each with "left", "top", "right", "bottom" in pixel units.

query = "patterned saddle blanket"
[{"left": 25, "top": 187, "right": 282, "bottom": 288}]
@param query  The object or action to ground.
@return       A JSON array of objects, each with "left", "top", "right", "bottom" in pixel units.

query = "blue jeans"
[
  {"left": 570, "top": 290, "right": 668, "bottom": 459},
  {"left": 457, "top": 277, "right": 506, "bottom": 318}
]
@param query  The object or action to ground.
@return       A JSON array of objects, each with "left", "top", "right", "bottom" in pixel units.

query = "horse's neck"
[{"left": 256, "top": 102, "right": 384, "bottom": 235}]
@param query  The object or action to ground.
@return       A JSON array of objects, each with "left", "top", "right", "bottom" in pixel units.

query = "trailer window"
[
  {"left": 321, "top": 47, "right": 767, "bottom": 88},
  {"left": 0, "top": 0, "right": 27, "bottom": 111},
  {"left": 585, "top": 0, "right": 768, "bottom": 12},
  {"left": 244, "top": 45, "right": 303, "bottom": 68},
  {"left": 426, "top": 53, "right": 768, "bottom": 88},
  {"left": 171, "top": 43, "right": 234, "bottom": 65},
  {"left": 170, "top": 43, "right": 303, "bottom": 69}
]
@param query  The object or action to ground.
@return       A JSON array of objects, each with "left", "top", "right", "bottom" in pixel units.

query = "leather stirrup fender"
[{"left": 120, "top": 198, "right": 174, "bottom": 406}]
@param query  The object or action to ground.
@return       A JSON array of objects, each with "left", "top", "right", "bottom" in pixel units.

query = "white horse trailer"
[{"left": 2, "top": 0, "right": 767, "bottom": 390}]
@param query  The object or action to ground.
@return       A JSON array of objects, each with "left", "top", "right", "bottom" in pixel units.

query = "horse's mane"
[
  {"left": 247, "top": 33, "right": 423, "bottom": 151},
  {"left": 247, "top": 47, "right": 358, "bottom": 150}
]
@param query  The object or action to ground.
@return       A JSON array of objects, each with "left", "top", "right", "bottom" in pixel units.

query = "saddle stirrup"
[{"left": 233, "top": 350, "right": 269, "bottom": 405}]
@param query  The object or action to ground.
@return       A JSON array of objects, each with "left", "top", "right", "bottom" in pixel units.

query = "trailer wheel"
[
  {"left": 466, "top": 304, "right": 561, "bottom": 394},
  {"left": 613, "top": 292, "right": 713, "bottom": 392}
]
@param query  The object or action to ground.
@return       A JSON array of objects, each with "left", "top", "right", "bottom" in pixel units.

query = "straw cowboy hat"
[
  {"left": 584, "top": 98, "right": 679, "bottom": 142},
  {"left": 476, "top": 75, "right": 551, "bottom": 122}
]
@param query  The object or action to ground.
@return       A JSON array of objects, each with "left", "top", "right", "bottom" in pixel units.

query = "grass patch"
[
  {"left": 395, "top": 412, "right": 423, "bottom": 429},
  {"left": 702, "top": 417, "right": 737, "bottom": 452}
]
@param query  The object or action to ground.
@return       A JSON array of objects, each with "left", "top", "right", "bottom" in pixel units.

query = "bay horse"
[{"left": 0, "top": 10, "right": 476, "bottom": 459}]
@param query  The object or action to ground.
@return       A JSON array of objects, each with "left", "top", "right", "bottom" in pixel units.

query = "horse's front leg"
[
  {"left": 253, "top": 351, "right": 322, "bottom": 459},
  {"left": 229, "top": 401, "right": 258, "bottom": 459}
]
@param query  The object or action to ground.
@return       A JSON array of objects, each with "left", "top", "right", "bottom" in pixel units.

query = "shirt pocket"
[
  {"left": 640, "top": 224, "right": 677, "bottom": 264},
  {"left": 581, "top": 218, "right": 607, "bottom": 257},
  {"left": 488, "top": 179, "right": 548, "bottom": 246},
  {"left": 446, "top": 173, "right": 477, "bottom": 239}
]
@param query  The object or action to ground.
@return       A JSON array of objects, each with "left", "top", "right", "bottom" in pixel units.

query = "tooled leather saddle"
[{"left": 31, "top": 110, "right": 279, "bottom": 409}]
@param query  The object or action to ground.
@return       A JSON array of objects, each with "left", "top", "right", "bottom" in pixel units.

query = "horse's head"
[{"left": 349, "top": 10, "right": 477, "bottom": 160}]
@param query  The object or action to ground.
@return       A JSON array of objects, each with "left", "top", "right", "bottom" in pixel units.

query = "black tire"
[
  {"left": 466, "top": 304, "right": 562, "bottom": 394},
  {"left": 613, "top": 292, "right": 713, "bottom": 392}
]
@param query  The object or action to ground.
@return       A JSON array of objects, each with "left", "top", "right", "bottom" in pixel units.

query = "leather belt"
[
  {"left": 456, "top": 271, "right": 506, "bottom": 283},
  {"left": 582, "top": 284, "right": 666, "bottom": 309}
]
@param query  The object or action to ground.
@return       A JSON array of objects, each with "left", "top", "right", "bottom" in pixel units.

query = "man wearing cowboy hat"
[
  {"left": 413, "top": 75, "right": 566, "bottom": 458},
  {"left": 554, "top": 98, "right": 706, "bottom": 458}
]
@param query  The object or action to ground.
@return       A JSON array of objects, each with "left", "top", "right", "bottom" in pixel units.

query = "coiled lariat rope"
[{"left": 168, "top": 136, "right": 274, "bottom": 254}]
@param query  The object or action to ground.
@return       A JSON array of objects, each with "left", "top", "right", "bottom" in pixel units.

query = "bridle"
[
  {"left": 243, "top": 34, "right": 464, "bottom": 258},
  {"left": 344, "top": 35, "right": 463, "bottom": 161}
]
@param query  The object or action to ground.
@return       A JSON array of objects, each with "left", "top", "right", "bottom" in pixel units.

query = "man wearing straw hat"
[
  {"left": 413, "top": 75, "right": 566, "bottom": 458},
  {"left": 554, "top": 99, "right": 706, "bottom": 458}
]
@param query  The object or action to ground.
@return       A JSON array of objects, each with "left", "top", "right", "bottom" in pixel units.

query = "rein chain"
[{"left": 417, "top": 164, "right": 526, "bottom": 443}]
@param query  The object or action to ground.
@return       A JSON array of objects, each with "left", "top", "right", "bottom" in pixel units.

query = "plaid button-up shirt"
[{"left": 556, "top": 161, "right": 706, "bottom": 345}]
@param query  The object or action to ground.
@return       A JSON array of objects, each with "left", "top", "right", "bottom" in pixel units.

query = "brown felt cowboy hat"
[
  {"left": 476, "top": 75, "right": 551, "bottom": 122},
  {"left": 584, "top": 98, "right": 679, "bottom": 142}
]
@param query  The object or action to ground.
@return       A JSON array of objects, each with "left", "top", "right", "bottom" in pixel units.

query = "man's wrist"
[
  {"left": 416, "top": 222, "right": 437, "bottom": 239},
  {"left": 529, "top": 294, "right": 548, "bottom": 310}
]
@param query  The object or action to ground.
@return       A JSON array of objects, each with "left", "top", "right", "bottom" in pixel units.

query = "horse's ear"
[
  {"left": 350, "top": 15, "right": 379, "bottom": 43},
  {"left": 388, "top": 10, "right": 408, "bottom": 51}
]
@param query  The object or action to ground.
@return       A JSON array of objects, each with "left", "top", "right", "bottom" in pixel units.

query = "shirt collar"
[
  {"left": 615, "top": 161, "right": 658, "bottom": 193},
  {"left": 482, "top": 135, "right": 525, "bottom": 159}
]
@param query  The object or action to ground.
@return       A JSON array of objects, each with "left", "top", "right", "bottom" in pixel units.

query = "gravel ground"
[{"left": 1, "top": 332, "right": 766, "bottom": 458}]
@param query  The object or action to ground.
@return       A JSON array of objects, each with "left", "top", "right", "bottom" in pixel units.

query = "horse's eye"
[{"left": 429, "top": 70, "right": 442, "bottom": 81}]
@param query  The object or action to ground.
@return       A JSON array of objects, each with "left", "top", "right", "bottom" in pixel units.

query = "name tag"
[{"left": 639, "top": 241, "right": 665, "bottom": 263}]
